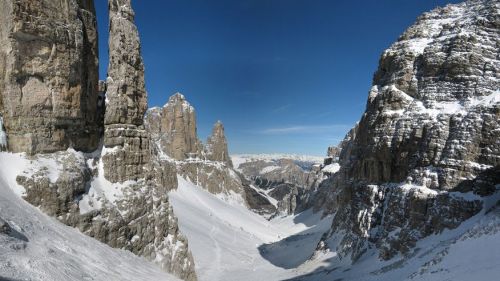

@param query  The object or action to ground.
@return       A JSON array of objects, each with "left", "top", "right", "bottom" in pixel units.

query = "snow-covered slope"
[
  {"left": 169, "top": 172, "right": 500, "bottom": 281},
  {"left": 284, "top": 195, "right": 500, "bottom": 281},
  {"left": 169, "top": 176, "right": 333, "bottom": 281},
  {"left": 0, "top": 152, "right": 180, "bottom": 281}
]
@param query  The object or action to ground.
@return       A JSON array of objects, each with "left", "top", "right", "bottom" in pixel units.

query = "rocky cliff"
[
  {"left": 316, "top": 0, "right": 499, "bottom": 262},
  {"left": 147, "top": 93, "right": 202, "bottom": 161},
  {"left": 102, "top": 0, "right": 149, "bottom": 183},
  {"left": 234, "top": 154, "right": 328, "bottom": 215},
  {"left": 206, "top": 121, "right": 233, "bottom": 167},
  {"left": 0, "top": 0, "right": 101, "bottom": 154},
  {"left": 0, "top": 1, "right": 197, "bottom": 280},
  {"left": 146, "top": 93, "right": 244, "bottom": 196}
]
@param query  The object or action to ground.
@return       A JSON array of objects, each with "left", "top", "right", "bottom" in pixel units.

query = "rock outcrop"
[
  {"left": 0, "top": 1, "right": 198, "bottom": 280},
  {"left": 235, "top": 155, "right": 326, "bottom": 215},
  {"left": 146, "top": 93, "right": 243, "bottom": 196},
  {"left": 177, "top": 160, "right": 243, "bottom": 194},
  {"left": 146, "top": 93, "right": 202, "bottom": 161},
  {"left": 102, "top": 0, "right": 149, "bottom": 183},
  {"left": 316, "top": 0, "right": 499, "bottom": 262},
  {"left": 0, "top": 0, "right": 101, "bottom": 154},
  {"left": 15, "top": 149, "right": 197, "bottom": 281},
  {"left": 206, "top": 121, "right": 233, "bottom": 167}
]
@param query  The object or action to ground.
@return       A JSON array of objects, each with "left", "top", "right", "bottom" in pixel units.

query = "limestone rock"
[
  {"left": 16, "top": 150, "right": 197, "bottom": 281},
  {"left": 0, "top": 0, "right": 101, "bottom": 154},
  {"left": 104, "top": 0, "right": 147, "bottom": 126},
  {"left": 145, "top": 93, "right": 202, "bottom": 160},
  {"left": 237, "top": 156, "right": 325, "bottom": 215},
  {"left": 103, "top": 0, "right": 149, "bottom": 183},
  {"left": 316, "top": 0, "right": 500, "bottom": 262},
  {"left": 146, "top": 93, "right": 243, "bottom": 198},
  {"left": 177, "top": 160, "right": 243, "bottom": 195},
  {"left": 102, "top": 124, "right": 150, "bottom": 183},
  {"left": 206, "top": 121, "right": 233, "bottom": 167},
  {"left": 239, "top": 175, "right": 277, "bottom": 217}
]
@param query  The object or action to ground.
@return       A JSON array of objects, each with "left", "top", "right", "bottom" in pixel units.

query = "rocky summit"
[
  {"left": 146, "top": 93, "right": 202, "bottom": 161},
  {"left": 206, "top": 121, "right": 233, "bottom": 167},
  {"left": 146, "top": 93, "right": 245, "bottom": 196},
  {"left": 315, "top": 0, "right": 499, "bottom": 262}
]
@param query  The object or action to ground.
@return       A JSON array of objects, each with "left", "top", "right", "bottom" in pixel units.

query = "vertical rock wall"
[
  {"left": 317, "top": 0, "right": 499, "bottom": 262},
  {"left": 206, "top": 121, "right": 233, "bottom": 167},
  {"left": 145, "top": 93, "right": 244, "bottom": 196},
  {"left": 0, "top": 0, "right": 101, "bottom": 155},
  {"left": 151, "top": 93, "right": 203, "bottom": 160},
  {"left": 102, "top": 0, "right": 149, "bottom": 183}
]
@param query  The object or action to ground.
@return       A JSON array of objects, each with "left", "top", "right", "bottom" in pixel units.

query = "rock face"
[
  {"left": 15, "top": 150, "right": 197, "bottom": 281},
  {"left": 146, "top": 93, "right": 243, "bottom": 196},
  {"left": 146, "top": 93, "right": 202, "bottom": 161},
  {"left": 206, "top": 121, "right": 233, "bottom": 167},
  {"left": 327, "top": 146, "right": 341, "bottom": 159},
  {"left": 0, "top": 0, "right": 101, "bottom": 154},
  {"left": 317, "top": 0, "right": 499, "bottom": 262},
  {"left": 105, "top": 0, "right": 147, "bottom": 126},
  {"left": 235, "top": 155, "right": 326, "bottom": 215},
  {"left": 103, "top": 0, "right": 149, "bottom": 183},
  {"left": 177, "top": 160, "right": 243, "bottom": 194},
  {"left": 0, "top": 1, "right": 199, "bottom": 280}
]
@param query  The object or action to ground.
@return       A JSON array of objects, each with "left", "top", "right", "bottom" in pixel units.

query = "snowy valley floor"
[{"left": 169, "top": 176, "right": 333, "bottom": 281}]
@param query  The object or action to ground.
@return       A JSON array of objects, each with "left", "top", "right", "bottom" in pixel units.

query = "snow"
[
  {"left": 287, "top": 190, "right": 500, "bottom": 281},
  {"left": 261, "top": 165, "right": 281, "bottom": 174},
  {"left": 0, "top": 152, "right": 180, "bottom": 281},
  {"left": 322, "top": 163, "right": 340, "bottom": 174},
  {"left": 79, "top": 146, "right": 136, "bottom": 214},
  {"left": 169, "top": 176, "right": 333, "bottom": 281},
  {"left": 406, "top": 38, "right": 433, "bottom": 55},
  {"left": 0, "top": 152, "right": 29, "bottom": 196},
  {"left": 380, "top": 87, "right": 499, "bottom": 121}
]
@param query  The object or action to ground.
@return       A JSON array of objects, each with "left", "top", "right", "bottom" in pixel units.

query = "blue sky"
[{"left": 95, "top": 0, "right": 460, "bottom": 156}]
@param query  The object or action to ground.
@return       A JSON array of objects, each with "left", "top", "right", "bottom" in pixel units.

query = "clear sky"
[{"left": 95, "top": 0, "right": 460, "bottom": 156}]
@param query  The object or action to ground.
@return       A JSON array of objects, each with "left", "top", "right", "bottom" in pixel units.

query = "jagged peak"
[
  {"left": 213, "top": 120, "right": 224, "bottom": 129},
  {"left": 163, "top": 92, "right": 195, "bottom": 112},
  {"left": 209, "top": 120, "right": 226, "bottom": 139},
  {"left": 171, "top": 92, "right": 186, "bottom": 100}
]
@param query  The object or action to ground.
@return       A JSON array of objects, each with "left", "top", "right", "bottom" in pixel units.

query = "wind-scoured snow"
[
  {"left": 0, "top": 152, "right": 180, "bottom": 281},
  {"left": 169, "top": 176, "right": 333, "bottom": 281},
  {"left": 322, "top": 163, "right": 340, "bottom": 174}
]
